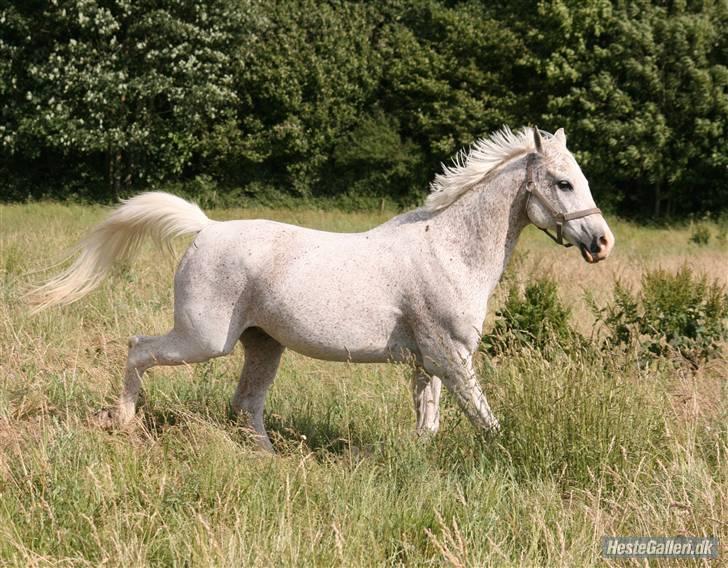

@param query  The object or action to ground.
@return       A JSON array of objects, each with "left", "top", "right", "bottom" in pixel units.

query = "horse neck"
[{"left": 429, "top": 160, "right": 530, "bottom": 290}]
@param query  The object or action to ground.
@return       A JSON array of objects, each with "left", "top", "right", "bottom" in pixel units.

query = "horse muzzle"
[{"left": 579, "top": 232, "right": 613, "bottom": 263}]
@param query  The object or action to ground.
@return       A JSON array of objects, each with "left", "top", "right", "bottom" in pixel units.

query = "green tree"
[
  {"left": 538, "top": 0, "right": 728, "bottom": 216},
  {"left": 230, "top": 0, "right": 382, "bottom": 197},
  {"left": 1, "top": 0, "right": 244, "bottom": 198},
  {"left": 0, "top": 0, "right": 725, "bottom": 215},
  {"left": 377, "top": 1, "right": 524, "bottom": 190}
]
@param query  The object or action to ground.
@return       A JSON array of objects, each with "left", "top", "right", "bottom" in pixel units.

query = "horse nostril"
[{"left": 590, "top": 235, "right": 609, "bottom": 254}]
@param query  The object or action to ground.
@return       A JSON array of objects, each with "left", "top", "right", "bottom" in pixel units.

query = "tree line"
[{"left": 1, "top": 0, "right": 726, "bottom": 217}]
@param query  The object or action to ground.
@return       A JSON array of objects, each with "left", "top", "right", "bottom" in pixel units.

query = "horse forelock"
[{"left": 424, "top": 126, "right": 559, "bottom": 212}]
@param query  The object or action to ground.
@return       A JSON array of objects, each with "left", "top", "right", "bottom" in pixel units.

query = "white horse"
[{"left": 29, "top": 127, "right": 614, "bottom": 451}]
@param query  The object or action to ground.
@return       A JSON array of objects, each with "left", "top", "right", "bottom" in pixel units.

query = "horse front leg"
[
  {"left": 439, "top": 359, "right": 500, "bottom": 433},
  {"left": 412, "top": 369, "right": 442, "bottom": 436},
  {"left": 418, "top": 337, "right": 500, "bottom": 434}
]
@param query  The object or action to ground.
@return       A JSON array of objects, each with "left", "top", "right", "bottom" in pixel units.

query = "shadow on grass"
[
  {"left": 115, "top": 397, "right": 386, "bottom": 461},
  {"left": 139, "top": 407, "right": 183, "bottom": 438},
  {"left": 264, "top": 410, "right": 387, "bottom": 459},
  {"left": 265, "top": 411, "right": 350, "bottom": 454}
]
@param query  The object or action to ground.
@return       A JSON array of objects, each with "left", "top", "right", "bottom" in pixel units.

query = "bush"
[
  {"left": 593, "top": 266, "right": 728, "bottom": 365},
  {"left": 689, "top": 224, "right": 711, "bottom": 246},
  {"left": 483, "top": 277, "right": 576, "bottom": 356},
  {"left": 717, "top": 213, "right": 728, "bottom": 245}
]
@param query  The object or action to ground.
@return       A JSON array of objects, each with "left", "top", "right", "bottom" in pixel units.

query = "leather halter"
[{"left": 523, "top": 152, "right": 602, "bottom": 247}]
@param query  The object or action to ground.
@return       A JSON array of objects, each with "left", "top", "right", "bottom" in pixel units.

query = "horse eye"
[{"left": 557, "top": 180, "right": 573, "bottom": 191}]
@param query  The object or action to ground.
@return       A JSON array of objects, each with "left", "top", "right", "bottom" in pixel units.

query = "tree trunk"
[
  {"left": 125, "top": 148, "right": 133, "bottom": 189},
  {"left": 107, "top": 143, "right": 113, "bottom": 198},
  {"left": 114, "top": 150, "right": 122, "bottom": 200}
]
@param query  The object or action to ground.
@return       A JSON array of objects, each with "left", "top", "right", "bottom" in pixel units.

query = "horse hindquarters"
[{"left": 99, "top": 228, "right": 251, "bottom": 428}]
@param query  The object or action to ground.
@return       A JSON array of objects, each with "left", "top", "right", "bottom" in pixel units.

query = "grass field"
[{"left": 1, "top": 202, "right": 726, "bottom": 566}]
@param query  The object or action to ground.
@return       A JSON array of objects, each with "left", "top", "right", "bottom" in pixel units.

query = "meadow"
[{"left": 1, "top": 202, "right": 726, "bottom": 566}]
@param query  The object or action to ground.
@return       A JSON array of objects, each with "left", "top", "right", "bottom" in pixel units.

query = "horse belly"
[{"left": 255, "top": 302, "right": 416, "bottom": 364}]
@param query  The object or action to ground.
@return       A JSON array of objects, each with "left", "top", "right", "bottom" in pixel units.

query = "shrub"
[
  {"left": 483, "top": 277, "right": 576, "bottom": 356},
  {"left": 689, "top": 224, "right": 711, "bottom": 246},
  {"left": 593, "top": 266, "right": 728, "bottom": 365},
  {"left": 717, "top": 213, "right": 728, "bottom": 245}
]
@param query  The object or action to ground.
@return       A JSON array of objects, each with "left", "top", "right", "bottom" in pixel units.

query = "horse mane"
[{"left": 425, "top": 126, "right": 551, "bottom": 212}]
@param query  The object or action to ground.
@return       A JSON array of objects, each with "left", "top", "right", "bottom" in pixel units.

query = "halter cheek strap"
[{"left": 523, "top": 153, "right": 602, "bottom": 248}]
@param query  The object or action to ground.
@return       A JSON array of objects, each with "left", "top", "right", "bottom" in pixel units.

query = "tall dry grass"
[{"left": 0, "top": 202, "right": 726, "bottom": 566}]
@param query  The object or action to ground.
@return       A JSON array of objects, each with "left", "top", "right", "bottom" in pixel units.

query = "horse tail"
[{"left": 27, "top": 192, "right": 211, "bottom": 313}]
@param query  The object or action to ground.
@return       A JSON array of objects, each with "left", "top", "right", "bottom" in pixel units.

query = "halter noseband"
[{"left": 523, "top": 152, "right": 601, "bottom": 247}]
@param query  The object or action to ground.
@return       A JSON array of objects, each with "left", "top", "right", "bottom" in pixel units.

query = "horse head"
[{"left": 524, "top": 128, "right": 614, "bottom": 263}]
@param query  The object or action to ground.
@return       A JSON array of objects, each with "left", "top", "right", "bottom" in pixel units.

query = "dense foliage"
[
  {"left": 593, "top": 265, "right": 728, "bottom": 364},
  {"left": 1, "top": 0, "right": 726, "bottom": 216},
  {"left": 485, "top": 266, "right": 728, "bottom": 367},
  {"left": 482, "top": 277, "right": 576, "bottom": 356}
]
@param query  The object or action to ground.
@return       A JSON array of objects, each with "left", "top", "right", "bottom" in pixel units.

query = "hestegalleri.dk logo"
[{"left": 602, "top": 536, "right": 718, "bottom": 559}]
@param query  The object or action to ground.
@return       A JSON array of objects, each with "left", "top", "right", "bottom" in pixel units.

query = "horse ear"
[
  {"left": 554, "top": 128, "right": 567, "bottom": 145},
  {"left": 533, "top": 127, "right": 544, "bottom": 154}
]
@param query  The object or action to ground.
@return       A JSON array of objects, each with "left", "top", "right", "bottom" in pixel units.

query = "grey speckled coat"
[{"left": 29, "top": 127, "right": 614, "bottom": 451}]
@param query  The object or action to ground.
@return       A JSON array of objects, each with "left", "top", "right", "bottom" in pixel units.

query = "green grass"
[{"left": 1, "top": 202, "right": 726, "bottom": 566}]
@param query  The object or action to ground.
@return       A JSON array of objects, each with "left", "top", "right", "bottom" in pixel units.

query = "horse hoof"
[
  {"left": 92, "top": 407, "right": 123, "bottom": 430},
  {"left": 415, "top": 429, "right": 438, "bottom": 443}
]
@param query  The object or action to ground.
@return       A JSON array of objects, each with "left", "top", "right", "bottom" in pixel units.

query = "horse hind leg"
[
  {"left": 231, "top": 328, "right": 284, "bottom": 452},
  {"left": 95, "top": 327, "right": 239, "bottom": 428}
]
